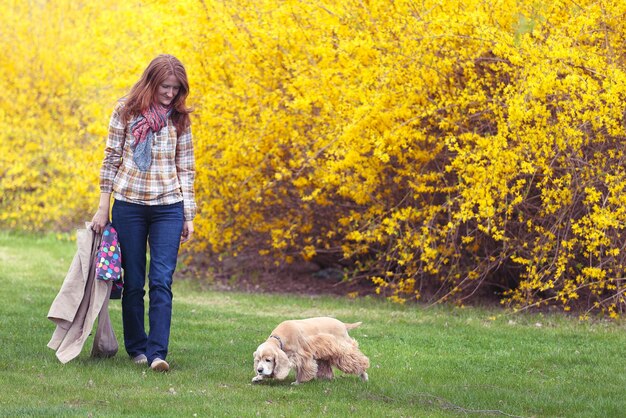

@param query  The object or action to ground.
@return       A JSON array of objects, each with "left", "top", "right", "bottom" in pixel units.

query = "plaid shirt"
[{"left": 99, "top": 104, "right": 197, "bottom": 221}]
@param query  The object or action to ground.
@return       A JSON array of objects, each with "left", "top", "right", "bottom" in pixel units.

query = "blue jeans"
[{"left": 112, "top": 200, "right": 183, "bottom": 363}]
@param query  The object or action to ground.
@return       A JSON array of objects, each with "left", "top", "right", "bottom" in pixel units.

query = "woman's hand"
[
  {"left": 91, "top": 208, "right": 109, "bottom": 234},
  {"left": 181, "top": 220, "right": 194, "bottom": 244},
  {"left": 91, "top": 192, "right": 111, "bottom": 234}
]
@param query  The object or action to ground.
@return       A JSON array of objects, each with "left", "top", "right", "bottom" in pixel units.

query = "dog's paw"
[
  {"left": 252, "top": 375, "right": 264, "bottom": 383},
  {"left": 290, "top": 381, "right": 300, "bottom": 386}
]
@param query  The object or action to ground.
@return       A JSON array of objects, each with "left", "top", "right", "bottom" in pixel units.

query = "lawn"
[{"left": 0, "top": 231, "right": 625, "bottom": 417}]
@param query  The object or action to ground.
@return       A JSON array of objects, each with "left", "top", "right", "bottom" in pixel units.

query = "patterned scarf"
[{"left": 129, "top": 103, "right": 172, "bottom": 171}]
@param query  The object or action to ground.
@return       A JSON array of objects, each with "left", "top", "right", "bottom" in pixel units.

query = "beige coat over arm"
[{"left": 47, "top": 225, "right": 118, "bottom": 363}]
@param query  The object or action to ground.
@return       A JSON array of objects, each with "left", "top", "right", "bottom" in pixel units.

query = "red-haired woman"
[{"left": 91, "top": 55, "right": 196, "bottom": 372}]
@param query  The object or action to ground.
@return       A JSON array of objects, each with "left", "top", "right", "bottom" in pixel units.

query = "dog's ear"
[{"left": 273, "top": 349, "right": 291, "bottom": 380}]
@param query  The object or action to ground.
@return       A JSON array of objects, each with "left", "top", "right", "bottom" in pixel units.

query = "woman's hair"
[{"left": 120, "top": 54, "right": 192, "bottom": 134}]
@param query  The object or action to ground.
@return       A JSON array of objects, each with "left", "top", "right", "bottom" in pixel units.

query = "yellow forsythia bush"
[{"left": 2, "top": 0, "right": 626, "bottom": 317}]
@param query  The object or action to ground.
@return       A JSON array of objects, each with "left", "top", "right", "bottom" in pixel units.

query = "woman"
[{"left": 91, "top": 54, "right": 196, "bottom": 372}]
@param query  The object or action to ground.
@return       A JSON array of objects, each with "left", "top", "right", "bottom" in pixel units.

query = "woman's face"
[{"left": 156, "top": 74, "right": 181, "bottom": 107}]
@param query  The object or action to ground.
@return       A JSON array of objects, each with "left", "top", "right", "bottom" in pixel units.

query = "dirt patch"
[
  {"left": 212, "top": 270, "right": 376, "bottom": 297},
  {"left": 184, "top": 257, "right": 377, "bottom": 298}
]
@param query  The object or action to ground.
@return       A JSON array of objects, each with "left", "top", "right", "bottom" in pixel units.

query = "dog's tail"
[{"left": 345, "top": 321, "right": 362, "bottom": 330}]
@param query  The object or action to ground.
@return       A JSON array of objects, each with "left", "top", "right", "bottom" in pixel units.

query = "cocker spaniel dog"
[{"left": 252, "top": 317, "right": 370, "bottom": 385}]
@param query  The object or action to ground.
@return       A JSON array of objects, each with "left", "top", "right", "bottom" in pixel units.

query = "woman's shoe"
[
  {"left": 132, "top": 354, "right": 148, "bottom": 365},
  {"left": 151, "top": 358, "right": 170, "bottom": 372}
]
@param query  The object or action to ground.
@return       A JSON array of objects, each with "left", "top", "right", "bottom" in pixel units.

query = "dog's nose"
[{"left": 257, "top": 367, "right": 263, "bottom": 373}]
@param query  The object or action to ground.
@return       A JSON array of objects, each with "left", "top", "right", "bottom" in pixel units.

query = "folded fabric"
[
  {"left": 95, "top": 224, "right": 123, "bottom": 298},
  {"left": 47, "top": 224, "right": 119, "bottom": 363},
  {"left": 95, "top": 224, "right": 122, "bottom": 282}
]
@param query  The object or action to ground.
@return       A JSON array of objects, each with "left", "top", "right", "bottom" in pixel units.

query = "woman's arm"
[
  {"left": 176, "top": 125, "right": 197, "bottom": 243},
  {"left": 91, "top": 105, "right": 125, "bottom": 232}
]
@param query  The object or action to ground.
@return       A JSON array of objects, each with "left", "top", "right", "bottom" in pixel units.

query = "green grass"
[{"left": 1, "top": 232, "right": 625, "bottom": 417}]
